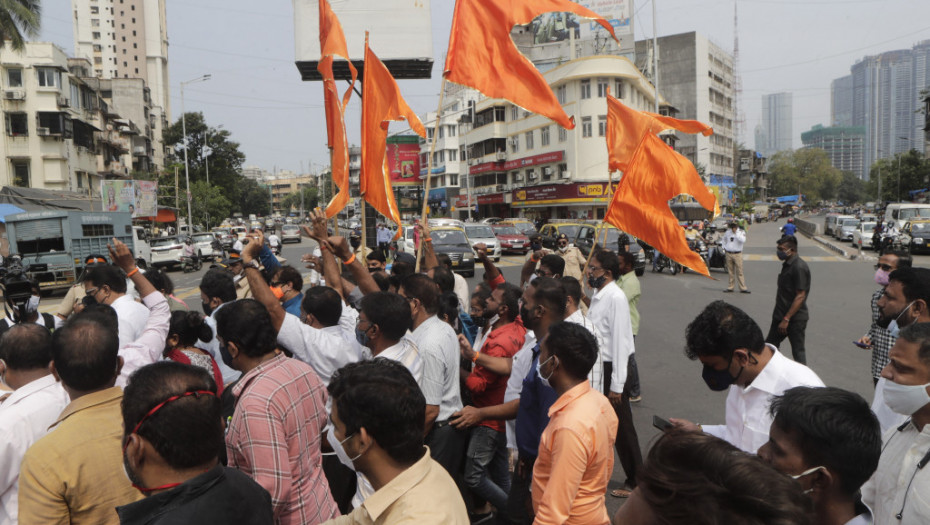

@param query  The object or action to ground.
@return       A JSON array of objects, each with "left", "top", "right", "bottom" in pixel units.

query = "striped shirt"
[{"left": 227, "top": 354, "right": 338, "bottom": 525}]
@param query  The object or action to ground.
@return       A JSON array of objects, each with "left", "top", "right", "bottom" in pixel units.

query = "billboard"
[
  {"left": 386, "top": 136, "right": 422, "bottom": 186},
  {"left": 101, "top": 180, "right": 158, "bottom": 218},
  {"left": 528, "top": 0, "right": 632, "bottom": 44},
  {"left": 293, "top": 0, "right": 433, "bottom": 81}
]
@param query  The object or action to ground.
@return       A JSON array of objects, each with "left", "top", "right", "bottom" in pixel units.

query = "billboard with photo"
[
  {"left": 386, "top": 136, "right": 423, "bottom": 186},
  {"left": 529, "top": 0, "right": 632, "bottom": 44},
  {"left": 100, "top": 180, "right": 158, "bottom": 218}
]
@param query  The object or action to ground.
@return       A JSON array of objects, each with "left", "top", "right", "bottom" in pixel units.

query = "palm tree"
[{"left": 0, "top": 0, "right": 41, "bottom": 51}]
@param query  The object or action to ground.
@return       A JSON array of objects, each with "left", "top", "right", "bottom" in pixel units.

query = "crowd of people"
[{"left": 0, "top": 209, "right": 929, "bottom": 525}]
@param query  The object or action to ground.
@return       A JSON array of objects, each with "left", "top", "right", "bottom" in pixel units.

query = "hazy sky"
[{"left": 37, "top": 0, "right": 930, "bottom": 174}]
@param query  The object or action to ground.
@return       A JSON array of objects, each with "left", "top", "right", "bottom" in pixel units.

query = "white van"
[
  {"left": 884, "top": 203, "right": 930, "bottom": 229},
  {"left": 132, "top": 226, "right": 151, "bottom": 267}
]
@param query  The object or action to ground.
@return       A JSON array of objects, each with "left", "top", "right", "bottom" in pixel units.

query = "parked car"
[
  {"left": 492, "top": 225, "right": 530, "bottom": 254},
  {"left": 538, "top": 222, "right": 585, "bottom": 250},
  {"left": 191, "top": 232, "right": 223, "bottom": 261},
  {"left": 852, "top": 222, "right": 877, "bottom": 250},
  {"left": 151, "top": 236, "right": 186, "bottom": 270},
  {"left": 498, "top": 219, "right": 537, "bottom": 236},
  {"left": 905, "top": 220, "right": 930, "bottom": 254},
  {"left": 431, "top": 226, "right": 476, "bottom": 277},
  {"left": 463, "top": 224, "right": 501, "bottom": 262},
  {"left": 574, "top": 224, "right": 646, "bottom": 277},
  {"left": 281, "top": 224, "right": 302, "bottom": 244},
  {"left": 834, "top": 217, "right": 860, "bottom": 242}
]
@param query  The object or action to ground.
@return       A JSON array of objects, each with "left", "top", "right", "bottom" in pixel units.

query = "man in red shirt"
[{"left": 461, "top": 282, "right": 526, "bottom": 520}]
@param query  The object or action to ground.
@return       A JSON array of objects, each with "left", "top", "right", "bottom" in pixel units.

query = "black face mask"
[
  {"left": 472, "top": 315, "right": 488, "bottom": 328},
  {"left": 202, "top": 301, "right": 214, "bottom": 317},
  {"left": 82, "top": 294, "right": 98, "bottom": 307},
  {"left": 218, "top": 340, "right": 234, "bottom": 369},
  {"left": 520, "top": 304, "right": 535, "bottom": 330}
]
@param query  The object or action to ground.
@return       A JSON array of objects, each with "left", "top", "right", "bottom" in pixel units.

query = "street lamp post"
[
  {"left": 897, "top": 136, "right": 912, "bottom": 202},
  {"left": 180, "top": 74, "right": 211, "bottom": 235}
]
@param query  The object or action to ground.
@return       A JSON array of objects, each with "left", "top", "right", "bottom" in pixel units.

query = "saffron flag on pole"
[
  {"left": 318, "top": 0, "right": 357, "bottom": 219},
  {"left": 360, "top": 39, "right": 426, "bottom": 238},
  {"left": 604, "top": 94, "right": 718, "bottom": 276},
  {"left": 444, "top": 0, "right": 617, "bottom": 129}
]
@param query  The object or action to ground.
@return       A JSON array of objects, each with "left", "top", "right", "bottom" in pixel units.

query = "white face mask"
[
  {"left": 790, "top": 465, "right": 825, "bottom": 495},
  {"left": 326, "top": 426, "right": 361, "bottom": 472},
  {"left": 26, "top": 295, "right": 40, "bottom": 314},
  {"left": 883, "top": 379, "right": 930, "bottom": 416}
]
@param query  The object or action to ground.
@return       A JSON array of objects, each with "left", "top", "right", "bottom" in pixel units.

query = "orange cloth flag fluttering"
[
  {"left": 444, "top": 0, "right": 617, "bottom": 129},
  {"left": 604, "top": 94, "right": 718, "bottom": 276},
  {"left": 361, "top": 41, "right": 426, "bottom": 238},
  {"left": 318, "top": 0, "right": 357, "bottom": 219}
]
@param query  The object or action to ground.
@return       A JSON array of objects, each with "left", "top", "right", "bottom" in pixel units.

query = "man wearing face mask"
[
  {"left": 197, "top": 269, "right": 241, "bottom": 386},
  {"left": 862, "top": 323, "right": 930, "bottom": 524},
  {"left": 766, "top": 235, "right": 811, "bottom": 364},
  {"left": 759, "top": 386, "right": 881, "bottom": 525},
  {"left": 554, "top": 233, "right": 585, "bottom": 280},
  {"left": 322, "top": 359, "right": 468, "bottom": 524},
  {"left": 722, "top": 221, "right": 749, "bottom": 293},
  {"left": 457, "top": 283, "right": 526, "bottom": 520},
  {"left": 671, "top": 300, "right": 824, "bottom": 454},
  {"left": 269, "top": 265, "right": 304, "bottom": 317},
  {"left": 585, "top": 249, "right": 642, "bottom": 498},
  {"left": 859, "top": 252, "right": 912, "bottom": 386},
  {"left": 84, "top": 264, "right": 150, "bottom": 349},
  {"left": 0, "top": 281, "right": 54, "bottom": 335}
]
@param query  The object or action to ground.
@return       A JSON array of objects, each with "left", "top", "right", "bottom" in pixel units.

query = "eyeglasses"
[
  {"left": 588, "top": 265, "right": 604, "bottom": 274},
  {"left": 535, "top": 268, "right": 553, "bottom": 277},
  {"left": 875, "top": 263, "right": 894, "bottom": 272},
  {"left": 270, "top": 281, "right": 284, "bottom": 287},
  {"left": 85, "top": 287, "right": 100, "bottom": 297},
  {"left": 356, "top": 318, "right": 374, "bottom": 330}
]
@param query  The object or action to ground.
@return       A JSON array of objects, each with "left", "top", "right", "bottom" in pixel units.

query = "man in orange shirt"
[{"left": 532, "top": 322, "right": 618, "bottom": 525}]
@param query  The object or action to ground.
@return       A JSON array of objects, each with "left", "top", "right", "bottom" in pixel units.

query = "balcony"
[{"left": 133, "top": 146, "right": 147, "bottom": 157}]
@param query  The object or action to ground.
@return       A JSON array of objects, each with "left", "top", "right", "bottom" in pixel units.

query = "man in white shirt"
[
  {"left": 84, "top": 264, "right": 149, "bottom": 349},
  {"left": 759, "top": 386, "right": 880, "bottom": 525},
  {"left": 398, "top": 273, "right": 465, "bottom": 478},
  {"left": 672, "top": 300, "right": 824, "bottom": 454},
  {"left": 585, "top": 249, "right": 641, "bottom": 497},
  {"left": 721, "top": 221, "right": 750, "bottom": 293},
  {"left": 560, "top": 276, "right": 603, "bottom": 392},
  {"left": 0, "top": 324, "right": 70, "bottom": 525},
  {"left": 862, "top": 323, "right": 930, "bottom": 525}
]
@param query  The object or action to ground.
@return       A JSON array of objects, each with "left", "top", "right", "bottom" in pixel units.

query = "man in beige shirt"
[
  {"left": 321, "top": 359, "right": 467, "bottom": 525},
  {"left": 18, "top": 311, "right": 141, "bottom": 524}
]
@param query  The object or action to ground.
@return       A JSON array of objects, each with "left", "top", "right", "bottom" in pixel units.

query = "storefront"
[{"left": 510, "top": 182, "right": 618, "bottom": 221}]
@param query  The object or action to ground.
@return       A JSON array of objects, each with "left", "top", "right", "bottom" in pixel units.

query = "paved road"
[{"left": 45, "top": 222, "right": 891, "bottom": 517}]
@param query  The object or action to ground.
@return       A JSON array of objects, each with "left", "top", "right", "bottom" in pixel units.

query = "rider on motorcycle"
[
  {"left": 268, "top": 232, "right": 282, "bottom": 254},
  {"left": 182, "top": 237, "right": 199, "bottom": 267}
]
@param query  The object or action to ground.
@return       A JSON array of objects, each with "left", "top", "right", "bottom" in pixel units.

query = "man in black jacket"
[{"left": 117, "top": 361, "right": 273, "bottom": 525}]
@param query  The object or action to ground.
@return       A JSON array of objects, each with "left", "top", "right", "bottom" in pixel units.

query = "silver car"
[
  {"left": 191, "top": 232, "right": 222, "bottom": 260},
  {"left": 464, "top": 224, "right": 501, "bottom": 262},
  {"left": 281, "top": 224, "right": 301, "bottom": 244}
]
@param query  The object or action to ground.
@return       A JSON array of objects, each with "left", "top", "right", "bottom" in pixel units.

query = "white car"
[
  {"left": 463, "top": 224, "right": 501, "bottom": 262},
  {"left": 151, "top": 236, "right": 186, "bottom": 269},
  {"left": 853, "top": 222, "right": 877, "bottom": 250},
  {"left": 281, "top": 224, "right": 301, "bottom": 244},
  {"left": 191, "top": 232, "right": 223, "bottom": 260}
]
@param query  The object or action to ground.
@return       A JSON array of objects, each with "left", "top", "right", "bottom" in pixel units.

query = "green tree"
[
  {"left": 280, "top": 186, "right": 319, "bottom": 214},
  {"left": 0, "top": 0, "right": 40, "bottom": 51},
  {"left": 163, "top": 112, "right": 246, "bottom": 206},
  {"left": 190, "top": 180, "right": 232, "bottom": 229},
  {"left": 238, "top": 178, "right": 270, "bottom": 217},
  {"left": 837, "top": 171, "right": 867, "bottom": 204},
  {"left": 767, "top": 148, "right": 842, "bottom": 204},
  {"left": 866, "top": 150, "right": 929, "bottom": 203}
]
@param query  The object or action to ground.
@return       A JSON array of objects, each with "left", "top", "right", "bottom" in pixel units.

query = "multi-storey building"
[
  {"left": 755, "top": 92, "right": 793, "bottom": 157},
  {"left": 72, "top": 0, "right": 170, "bottom": 170},
  {"left": 833, "top": 40, "right": 930, "bottom": 179},
  {"left": 0, "top": 43, "right": 143, "bottom": 195},
  {"left": 634, "top": 32, "right": 736, "bottom": 188},
  {"left": 800, "top": 124, "right": 866, "bottom": 176}
]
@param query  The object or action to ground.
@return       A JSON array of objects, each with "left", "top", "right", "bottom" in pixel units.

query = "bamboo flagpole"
[
  {"left": 414, "top": 77, "right": 449, "bottom": 272},
  {"left": 582, "top": 168, "right": 614, "bottom": 278}
]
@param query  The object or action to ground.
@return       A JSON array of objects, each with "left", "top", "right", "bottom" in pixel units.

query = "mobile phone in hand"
[
  {"left": 853, "top": 341, "right": 871, "bottom": 349},
  {"left": 653, "top": 415, "right": 673, "bottom": 432}
]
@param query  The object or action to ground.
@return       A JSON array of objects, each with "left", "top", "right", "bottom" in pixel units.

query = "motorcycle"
[
  {"left": 181, "top": 255, "right": 202, "bottom": 273},
  {"left": 682, "top": 238, "right": 708, "bottom": 274},
  {"left": 652, "top": 252, "right": 680, "bottom": 275}
]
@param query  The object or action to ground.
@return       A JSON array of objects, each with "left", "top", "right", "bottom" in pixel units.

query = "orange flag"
[
  {"left": 361, "top": 40, "right": 426, "bottom": 238},
  {"left": 604, "top": 94, "right": 718, "bottom": 276},
  {"left": 318, "top": 0, "right": 357, "bottom": 218},
  {"left": 444, "top": 0, "right": 617, "bottom": 129}
]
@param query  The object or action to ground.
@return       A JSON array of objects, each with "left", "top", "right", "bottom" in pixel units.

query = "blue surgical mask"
[
  {"left": 776, "top": 250, "right": 789, "bottom": 261},
  {"left": 355, "top": 326, "right": 371, "bottom": 348},
  {"left": 888, "top": 301, "right": 916, "bottom": 338},
  {"left": 537, "top": 355, "right": 555, "bottom": 388}
]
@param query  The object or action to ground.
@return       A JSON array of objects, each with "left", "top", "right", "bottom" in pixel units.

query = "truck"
[{"left": 4, "top": 210, "right": 149, "bottom": 291}]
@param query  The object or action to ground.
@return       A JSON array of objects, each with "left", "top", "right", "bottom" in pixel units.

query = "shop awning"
[{"left": 136, "top": 208, "right": 177, "bottom": 223}]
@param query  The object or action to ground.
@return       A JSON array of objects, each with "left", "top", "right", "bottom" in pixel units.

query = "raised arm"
[
  {"left": 474, "top": 243, "right": 503, "bottom": 289},
  {"left": 417, "top": 222, "right": 439, "bottom": 272},
  {"left": 241, "top": 230, "right": 287, "bottom": 332},
  {"left": 328, "top": 235, "right": 381, "bottom": 296}
]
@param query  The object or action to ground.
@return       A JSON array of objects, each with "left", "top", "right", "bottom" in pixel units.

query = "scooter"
[{"left": 181, "top": 255, "right": 202, "bottom": 273}]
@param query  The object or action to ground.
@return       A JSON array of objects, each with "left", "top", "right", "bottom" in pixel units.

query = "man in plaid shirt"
[
  {"left": 216, "top": 299, "right": 338, "bottom": 525},
  {"left": 858, "top": 251, "right": 911, "bottom": 385}
]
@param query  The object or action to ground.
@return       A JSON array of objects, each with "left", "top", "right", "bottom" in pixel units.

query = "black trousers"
[
  {"left": 426, "top": 420, "right": 467, "bottom": 478},
  {"left": 765, "top": 318, "right": 808, "bottom": 364},
  {"left": 603, "top": 359, "right": 643, "bottom": 489},
  {"left": 504, "top": 454, "right": 535, "bottom": 525},
  {"left": 321, "top": 454, "right": 356, "bottom": 515}
]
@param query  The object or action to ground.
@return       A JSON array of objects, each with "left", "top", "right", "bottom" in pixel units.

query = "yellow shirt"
[
  {"left": 532, "top": 382, "right": 618, "bottom": 525},
  {"left": 323, "top": 448, "right": 468, "bottom": 525},
  {"left": 235, "top": 274, "right": 252, "bottom": 299},
  {"left": 18, "top": 386, "right": 141, "bottom": 525},
  {"left": 558, "top": 247, "right": 586, "bottom": 280}
]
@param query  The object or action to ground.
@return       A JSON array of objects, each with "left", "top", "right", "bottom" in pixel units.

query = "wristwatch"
[{"left": 244, "top": 259, "right": 261, "bottom": 271}]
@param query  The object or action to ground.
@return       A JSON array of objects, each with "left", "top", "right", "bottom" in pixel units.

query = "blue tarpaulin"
[
  {"left": 0, "top": 204, "right": 26, "bottom": 222},
  {"left": 775, "top": 195, "right": 803, "bottom": 204}
]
